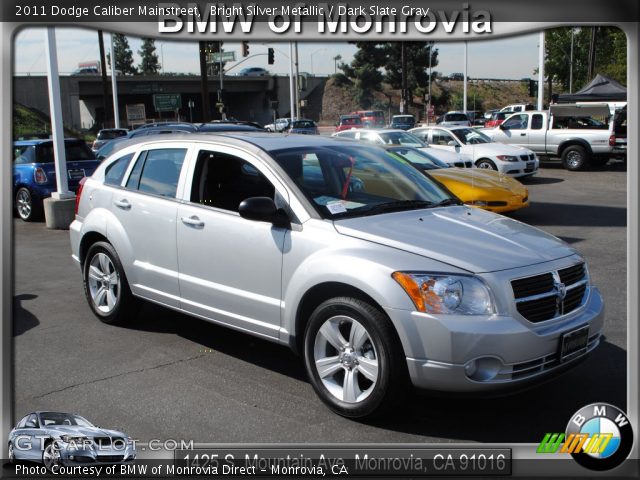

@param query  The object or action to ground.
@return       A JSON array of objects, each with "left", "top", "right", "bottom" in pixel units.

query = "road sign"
[
  {"left": 153, "top": 94, "right": 182, "bottom": 112},
  {"left": 126, "top": 103, "right": 146, "bottom": 125},
  {"left": 210, "top": 51, "right": 236, "bottom": 63}
]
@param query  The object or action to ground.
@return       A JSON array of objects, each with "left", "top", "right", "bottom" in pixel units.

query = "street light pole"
[
  {"left": 569, "top": 28, "right": 574, "bottom": 94},
  {"left": 289, "top": 42, "right": 295, "bottom": 123},
  {"left": 110, "top": 34, "right": 120, "bottom": 128}
]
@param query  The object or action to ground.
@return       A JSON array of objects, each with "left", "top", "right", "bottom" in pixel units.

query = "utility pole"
[
  {"left": 294, "top": 42, "right": 300, "bottom": 118},
  {"left": 199, "top": 41, "right": 210, "bottom": 122},
  {"left": 97, "top": 31, "right": 110, "bottom": 128},
  {"left": 428, "top": 41, "right": 433, "bottom": 124},
  {"left": 110, "top": 34, "right": 120, "bottom": 128},
  {"left": 538, "top": 31, "right": 545, "bottom": 110},
  {"left": 569, "top": 28, "right": 574, "bottom": 93},
  {"left": 288, "top": 42, "right": 295, "bottom": 123},
  {"left": 400, "top": 42, "right": 407, "bottom": 114},
  {"left": 463, "top": 41, "right": 468, "bottom": 113}
]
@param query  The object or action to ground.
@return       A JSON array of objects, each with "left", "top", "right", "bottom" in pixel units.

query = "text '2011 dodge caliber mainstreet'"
[{"left": 70, "top": 133, "right": 604, "bottom": 418}]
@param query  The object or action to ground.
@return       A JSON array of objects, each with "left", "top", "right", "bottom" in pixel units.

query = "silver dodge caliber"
[{"left": 70, "top": 133, "right": 604, "bottom": 418}]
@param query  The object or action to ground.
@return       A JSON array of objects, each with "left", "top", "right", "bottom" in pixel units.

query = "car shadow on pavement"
[
  {"left": 13, "top": 294, "right": 40, "bottom": 336},
  {"left": 363, "top": 340, "right": 626, "bottom": 443},
  {"left": 124, "top": 303, "right": 308, "bottom": 381},
  {"left": 519, "top": 176, "right": 564, "bottom": 185},
  {"left": 510, "top": 202, "right": 626, "bottom": 228}
]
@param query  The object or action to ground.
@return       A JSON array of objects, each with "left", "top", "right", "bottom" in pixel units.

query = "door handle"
[
  {"left": 113, "top": 199, "right": 131, "bottom": 210},
  {"left": 181, "top": 215, "right": 205, "bottom": 228},
  {"left": 520, "top": 133, "right": 526, "bottom": 136}
]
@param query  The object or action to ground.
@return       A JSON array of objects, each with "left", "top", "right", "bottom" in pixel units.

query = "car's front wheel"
[
  {"left": 303, "top": 297, "right": 407, "bottom": 418},
  {"left": 83, "top": 241, "right": 138, "bottom": 325},
  {"left": 476, "top": 158, "right": 497, "bottom": 170},
  {"left": 8, "top": 442, "right": 15, "bottom": 464},
  {"left": 42, "top": 441, "right": 61, "bottom": 471}
]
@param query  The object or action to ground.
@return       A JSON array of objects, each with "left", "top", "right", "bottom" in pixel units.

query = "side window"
[
  {"left": 502, "top": 114, "right": 529, "bottom": 130},
  {"left": 411, "top": 129, "right": 428, "bottom": 142},
  {"left": 361, "top": 133, "right": 382, "bottom": 144},
  {"left": 104, "top": 153, "right": 134, "bottom": 186},
  {"left": 339, "top": 131, "right": 357, "bottom": 139},
  {"left": 190, "top": 150, "right": 275, "bottom": 212},
  {"left": 432, "top": 129, "right": 454, "bottom": 146},
  {"left": 25, "top": 414, "right": 38, "bottom": 428},
  {"left": 531, "top": 114, "right": 544, "bottom": 130},
  {"left": 16, "top": 415, "right": 29, "bottom": 428},
  {"left": 126, "top": 149, "right": 186, "bottom": 197}
]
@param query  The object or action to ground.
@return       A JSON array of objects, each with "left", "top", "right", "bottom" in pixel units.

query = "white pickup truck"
[{"left": 483, "top": 104, "right": 616, "bottom": 170}]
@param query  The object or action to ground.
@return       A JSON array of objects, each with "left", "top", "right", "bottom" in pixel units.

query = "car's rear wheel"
[
  {"left": 15, "top": 187, "right": 41, "bottom": 222},
  {"left": 42, "top": 441, "right": 60, "bottom": 471},
  {"left": 83, "top": 241, "right": 138, "bottom": 325},
  {"left": 303, "top": 297, "right": 407, "bottom": 418},
  {"left": 476, "top": 158, "right": 497, "bottom": 170},
  {"left": 562, "top": 145, "right": 589, "bottom": 171}
]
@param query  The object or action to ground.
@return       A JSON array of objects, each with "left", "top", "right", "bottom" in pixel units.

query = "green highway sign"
[
  {"left": 210, "top": 51, "right": 236, "bottom": 63},
  {"left": 153, "top": 93, "right": 182, "bottom": 112}
]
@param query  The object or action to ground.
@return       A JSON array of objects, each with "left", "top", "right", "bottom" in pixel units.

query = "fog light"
[{"left": 464, "top": 360, "right": 478, "bottom": 377}]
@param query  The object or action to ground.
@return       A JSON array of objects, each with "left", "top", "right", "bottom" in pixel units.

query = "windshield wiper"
[
  {"left": 433, "top": 198, "right": 463, "bottom": 207},
  {"left": 359, "top": 200, "right": 436, "bottom": 216}
]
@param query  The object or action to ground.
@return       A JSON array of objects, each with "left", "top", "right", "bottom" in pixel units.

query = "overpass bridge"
[{"left": 13, "top": 74, "right": 327, "bottom": 130}]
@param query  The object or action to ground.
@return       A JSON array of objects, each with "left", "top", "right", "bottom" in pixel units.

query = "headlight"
[
  {"left": 496, "top": 155, "right": 519, "bottom": 162},
  {"left": 392, "top": 272, "right": 494, "bottom": 315}
]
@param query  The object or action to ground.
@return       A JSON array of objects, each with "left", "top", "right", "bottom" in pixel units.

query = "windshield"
[
  {"left": 445, "top": 113, "right": 469, "bottom": 121},
  {"left": 386, "top": 147, "right": 450, "bottom": 170},
  {"left": 292, "top": 121, "right": 315, "bottom": 128},
  {"left": 452, "top": 128, "right": 491, "bottom": 145},
  {"left": 36, "top": 143, "right": 95, "bottom": 163},
  {"left": 39, "top": 412, "right": 94, "bottom": 427},
  {"left": 393, "top": 116, "right": 414, "bottom": 124},
  {"left": 377, "top": 131, "right": 426, "bottom": 148},
  {"left": 271, "top": 145, "right": 455, "bottom": 219}
]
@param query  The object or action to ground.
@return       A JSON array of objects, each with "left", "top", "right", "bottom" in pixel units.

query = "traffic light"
[
  {"left": 267, "top": 48, "right": 275, "bottom": 65},
  {"left": 242, "top": 41, "right": 249, "bottom": 57}
]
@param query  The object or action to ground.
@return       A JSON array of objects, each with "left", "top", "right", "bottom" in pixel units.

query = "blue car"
[{"left": 13, "top": 139, "right": 99, "bottom": 221}]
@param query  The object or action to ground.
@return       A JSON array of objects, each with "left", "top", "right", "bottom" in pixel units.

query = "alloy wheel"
[{"left": 87, "top": 252, "right": 120, "bottom": 314}]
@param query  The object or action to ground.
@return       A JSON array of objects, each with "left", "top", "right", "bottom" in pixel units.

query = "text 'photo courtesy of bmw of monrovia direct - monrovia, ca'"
[{"left": 70, "top": 133, "right": 603, "bottom": 418}]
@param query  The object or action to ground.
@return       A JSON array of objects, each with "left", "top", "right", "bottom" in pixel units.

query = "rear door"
[
  {"left": 110, "top": 143, "right": 191, "bottom": 307},
  {"left": 175, "top": 145, "right": 288, "bottom": 339}
]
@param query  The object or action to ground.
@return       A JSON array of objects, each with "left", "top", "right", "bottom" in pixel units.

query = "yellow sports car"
[{"left": 385, "top": 146, "right": 529, "bottom": 213}]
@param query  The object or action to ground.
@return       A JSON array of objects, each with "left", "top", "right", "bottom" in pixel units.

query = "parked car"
[
  {"left": 350, "top": 110, "right": 386, "bottom": 128},
  {"left": 384, "top": 146, "right": 529, "bottom": 213},
  {"left": 197, "top": 123, "right": 263, "bottom": 133},
  {"left": 410, "top": 126, "right": 539, "bottom": 177},
  {"left": 133, "top": 122, "right": 195, "bottom": 131},
  {"left": 237, "top": 67, "right": 269, "bottom": 77},
  {"left": 389, "top": 115, "right": 416, "bottom": 130},
  {"left": 483, "top": 105, "right": 615, "bottom": 170},
  {"left": 91, "top": 128, "right": 129, "bottom": 153},
  {"left": 500, "top": 103, "right": 535, "bottom": 113},
  {"left": 335, "top": 115, "right": 363, "bottom": 132},
  {"left": 71, "top": 133, "right": 603, "bottom": 418},
  {"left": 127, "top": 125, "right": 196, "bottom": 138},
  {"left": 485, "top": 111, "right": 510, "bottom": 128},
  {"left": 8, "top": 411, "right": 135, "bottom": 470},
  {"left": 333, "top": 128, "right": 473, "bottom": 168},
  {"left": 436, "top": 111, "right": 472, "bottom": 127},
  {"left": 13, "top": 139, "right": 99, "bottom": 221},
  {"left": 287, "top": 119, "right": 319, "bottom": 135},
  {"left": 264, "top": 118, "right": 295, "bottom": 132}
]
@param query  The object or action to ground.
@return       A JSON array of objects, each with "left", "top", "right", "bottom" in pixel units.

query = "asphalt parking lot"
[{"left": 13, "top": 161, "right": 627, "bottom": 445}]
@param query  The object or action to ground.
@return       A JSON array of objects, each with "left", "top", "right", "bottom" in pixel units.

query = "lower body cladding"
[{"left": 386, "top": 286, "right": 604, "bottom": 392}]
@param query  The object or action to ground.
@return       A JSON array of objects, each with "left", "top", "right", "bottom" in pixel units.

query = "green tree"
[
  {"left": 545, "top": 27, "right": 626, "bottom": 94},
  {"left": 381, "top": 42, "right": 438, "bottom": 98},
  {"left": 107, "top": 33, "right": 137, "bottom": 75},
  {"left": 340, "top": 43, "right": 385, "bottom": 109},
  {"left": 138, "top": 38, "right": 161, "bottom": 75}
]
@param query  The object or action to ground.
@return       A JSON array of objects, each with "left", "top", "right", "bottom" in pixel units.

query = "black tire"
[
  {"left": 303, "top": 297, "right": 408, "bottom": 418},
  {"left": 8, "top": 442, "right": 15, "bottom": 464},
  {"left": 15, "top": 187, "right": 42, "bottom": 222},
  {"left": 83, "top": 241, "right": 138, "bottom": 325},
  {"left": 476, "top": 158, "right": 497, "bottom": 170},
  {"left": 42, "top": 441, "right": 61, "bottom": 471},
  {"left": 562, "top": 145, "right": 589, "bottom": 171}
]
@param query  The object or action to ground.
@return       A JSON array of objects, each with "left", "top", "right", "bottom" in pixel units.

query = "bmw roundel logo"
[{"left": 565, "top": 403, "right": 634, "bottom": 471}]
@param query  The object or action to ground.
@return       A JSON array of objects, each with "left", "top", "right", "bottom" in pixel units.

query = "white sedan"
[
  {"left": 410, "top": 126, "right": 539, "bottom": 178},
  {"left": 332, "top": 128, "right": 473, "bottom": 168}
]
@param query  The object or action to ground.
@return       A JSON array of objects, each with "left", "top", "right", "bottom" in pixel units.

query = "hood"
[
  {"left": 47, "top": 425, "right": 127, "bottom": 438},
  {"left": 334, "top": 206, "right": 576, "bottom": 273},
  {"left": 430, "top": 168, "right": 527, "bottom": 194},
  {"left": 462, "top": 142, "right": 531, "bottom": 156}
]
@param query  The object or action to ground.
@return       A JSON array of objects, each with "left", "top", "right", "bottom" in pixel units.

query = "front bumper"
[
  {"left": 386, "top": 286, "right": 604, "bottom": 392},
  {"left": 59, "top": 445, "right": 136, "bottom": 465},
  {"left": 498, "top": 159, "right": 539, "bottom": 178}
]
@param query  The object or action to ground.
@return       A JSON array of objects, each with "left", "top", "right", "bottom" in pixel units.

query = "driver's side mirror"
[
  {"left": 499, "top": 123, "right": 508, "bottom": 130},
  {"left": 454, "top": 144, "right": 461, "bottom": 153},
  {"left": 239, "top": 197, "right": 289, "bottom": 228},
  {"left": 447, "top": 140, "right": 457, "bottom": 147}
]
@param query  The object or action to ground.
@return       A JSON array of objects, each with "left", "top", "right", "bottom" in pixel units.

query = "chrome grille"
[{"left": 511, "top": 263, "right": 587, "bottom": 323}]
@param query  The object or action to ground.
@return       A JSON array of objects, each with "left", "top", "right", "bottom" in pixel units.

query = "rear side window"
[
  {"left": 446, "top": 113, "right": 468, "bottom": 122},
  {"left": 531, "top": 114, "right": 544, "bottom": 130},
  {"left": 14, "top": 146, "right": 34, "bottom": 164},
  {"left": 104, "top": 153, "right": 134, "bottom": 186},
  {"left": 126, "top": 148, "right": 186, "bottom": 198}
]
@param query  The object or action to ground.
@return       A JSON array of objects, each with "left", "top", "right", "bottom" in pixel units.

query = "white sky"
[{"left": 14, "top": 27, "right": 540, "bottom": 79}]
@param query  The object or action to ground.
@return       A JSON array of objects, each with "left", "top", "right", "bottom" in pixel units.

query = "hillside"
[
  {"left": 320, "top": 75, "right": 550, "bottom": 125},
  {"left": 13, "top": 103, "right": 89, "bottom": 140}
]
